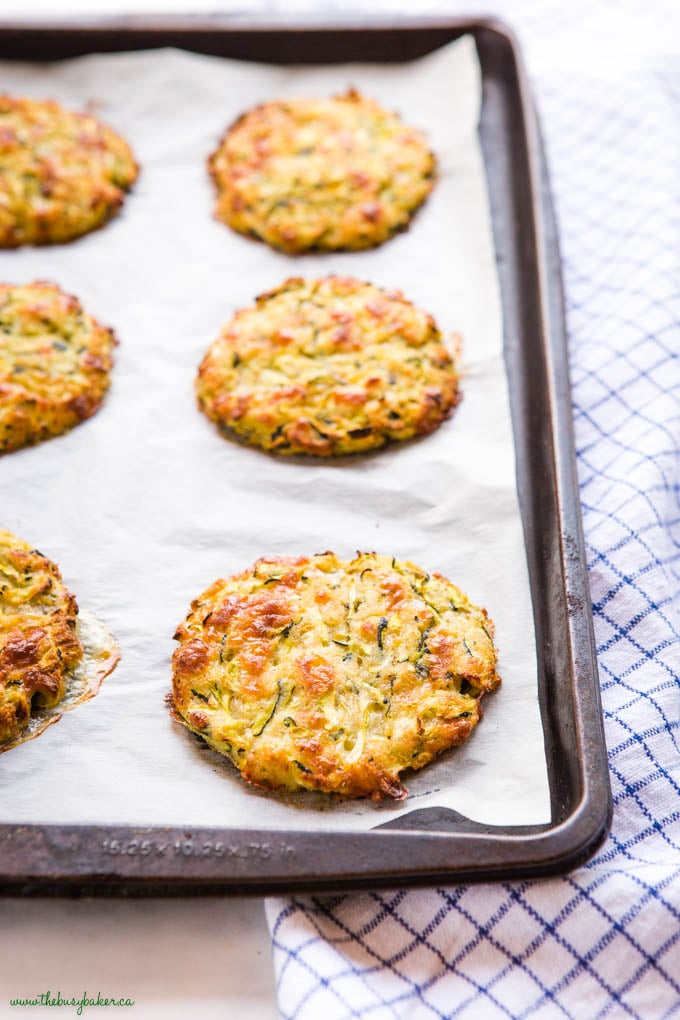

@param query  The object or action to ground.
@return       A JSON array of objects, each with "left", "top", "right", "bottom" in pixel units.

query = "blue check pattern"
[{"left": 264, "top": 2, "right": 680, "bottom": 1015}]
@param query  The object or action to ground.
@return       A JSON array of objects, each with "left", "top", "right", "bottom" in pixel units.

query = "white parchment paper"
[{"left": 0, "top": 38, "right": 551, "bottom": 829}]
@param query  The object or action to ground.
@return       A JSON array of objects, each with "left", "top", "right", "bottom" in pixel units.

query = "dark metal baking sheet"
[{"left": 0, "top": 16, "right": 611, "bottom": 895}]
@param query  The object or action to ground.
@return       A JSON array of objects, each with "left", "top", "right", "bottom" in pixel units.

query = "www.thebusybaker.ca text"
[{"left": 9, "top": 991, "right": 135, "bottom": 1015}]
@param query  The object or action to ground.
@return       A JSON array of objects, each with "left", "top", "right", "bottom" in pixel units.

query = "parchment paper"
[{"left": 0, "top": 38, "right": 551, "bottom": 829}]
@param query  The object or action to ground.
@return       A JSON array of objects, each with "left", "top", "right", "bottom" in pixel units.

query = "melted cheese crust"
[
  {"left": 0, "top": 95, "right": 138, "bottom": 247},
  {"left": 0, "top": 529, "right": 82, "bottom": 745},
  {"left": 196, "top": 276, "right": 460, "bottom": 457},
  {"left": 0, "top": 281, "right": 117, "bottom": 454},
  {"left": 171, "top": 552, "right": 500, "bottom": 801},
  {"left": 208, "top": 90, "right": 435, "bottom": 252}
]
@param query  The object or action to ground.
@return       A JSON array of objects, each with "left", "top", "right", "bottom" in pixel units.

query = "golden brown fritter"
[
  {"left": 170, "top": 552, "right": 500, "bottom": 801},
  {"left": 0, "top": 95, "right": 138, "bottom": 247},
  {"left": 0, "top": 529, "right": 118, "bottom": 750},
  {"left": 208, "top": 89, "right": 435, "bottom": 252},
  {"left": 196, "top": 276, "right": 460, "bottom": 457},
  {"left": 0, "top": 281, "right": 117, "bottom": 455}
]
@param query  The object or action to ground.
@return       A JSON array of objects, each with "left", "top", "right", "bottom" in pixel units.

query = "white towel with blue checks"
[{"left": 264, "top": 1, "right": 680, "bottom": 1016}]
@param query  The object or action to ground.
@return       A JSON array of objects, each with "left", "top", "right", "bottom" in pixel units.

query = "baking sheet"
[{"left": 0, "top": 37, "right": 551, "bottom": 830}]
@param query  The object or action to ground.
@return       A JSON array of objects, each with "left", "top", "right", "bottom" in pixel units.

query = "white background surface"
[
  {"left": 0, "top": 3, "right": 545, "bottom": 1018},
  {"left": 0, "top": 896, "right": 278, "bottom": 1018}
]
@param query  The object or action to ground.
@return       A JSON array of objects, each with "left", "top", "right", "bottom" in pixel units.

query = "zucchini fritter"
[
  {"left": 170, "top": 552, "right": 500, "bottom": 801},
  {"left": 208, "top": 90, "right": 435, "bottom": 252},
  {"left": 0, "top": 95, "right": 138, "bottom": 247},
  {"left": 0, "top": 529, "right": 118, "bottom": 750},
  {"left": 196, "top": 276, "right": 460, "bottom": 457},
  {"left": 0, "top": 281, "right": 117, "bottom": 454}
]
